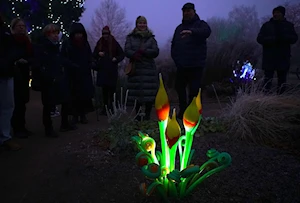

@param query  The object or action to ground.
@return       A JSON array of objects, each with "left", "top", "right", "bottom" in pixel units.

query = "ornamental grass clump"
[{"left": 221, "top": 85, "right": 300, "bottom": 145}]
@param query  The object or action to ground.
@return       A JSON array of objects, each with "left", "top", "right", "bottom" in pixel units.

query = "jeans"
[{"left": 0, "top": 78, "right": 14, "bottom": 144}]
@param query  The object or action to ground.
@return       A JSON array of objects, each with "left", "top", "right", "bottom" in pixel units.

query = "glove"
[{"left": 132, "top": 49, "right": 144, "bottom": 61}]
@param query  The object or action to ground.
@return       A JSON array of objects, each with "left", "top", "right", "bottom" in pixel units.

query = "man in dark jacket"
[
  {"left": 0, "top": 13, "right": 21, "bottom": 150},
  {"left": 171, "top": 2, "right": 211, "bottom": 119},
  {"left": 257, "top": 6, "right": 298, "bottom": 94}
]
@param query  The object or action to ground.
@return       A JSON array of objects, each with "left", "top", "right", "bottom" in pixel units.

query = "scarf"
[
  {"left": 13, "top": 33, "right": 33, "bottom": 57},
  {"left": 131, "top": 28, "right": 153, "bottom": 38},
  {"left": 72, "top": 36, "right": 85, "bottom": 48},
  {"left": 95, "top": 35, "right": 118, "bottom": 58}
]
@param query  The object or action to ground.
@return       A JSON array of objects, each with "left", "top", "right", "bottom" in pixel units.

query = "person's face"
[
  {"left": 182, "top": 9, "right": 195, "bottom": 20},
  {"left": 102, "top": 33, "right": 109, "bottom": 39},
  {"left": 137, "top": 21, "right": 147, "bottom": 31},
  {"left": 273, "top": 11, "right": 283, "bottom": 21},
  {"left": 13, "top": 20, "right": 26, "bottom": 34},
  {"left": 47, "top": 31, "right": 59, "bottom": 42},
  {"left": 74, "top": 33, "right": 83, "bottom": 40}
]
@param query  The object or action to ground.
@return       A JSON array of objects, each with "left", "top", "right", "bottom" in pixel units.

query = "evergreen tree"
[{"left": 0, "top": 0, "right": 85, "bottom": 40}]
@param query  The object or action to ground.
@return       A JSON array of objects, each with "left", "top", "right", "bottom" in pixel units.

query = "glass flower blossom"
[
  {"left": 165, "top": 109, "right": 181, "bottom": 148},
  {"left": 183, "top": 97, "right": 201, "bottom": 131},
  {"left": 155, "top": 73, "right": 170, "bottom": 121}
]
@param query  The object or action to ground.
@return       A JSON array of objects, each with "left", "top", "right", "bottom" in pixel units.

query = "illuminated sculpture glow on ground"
[{"left": 132, "top": 73, "right": 232, "bottom": 201}]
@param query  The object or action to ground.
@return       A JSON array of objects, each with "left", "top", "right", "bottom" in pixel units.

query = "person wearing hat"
[
  {"left": 257, "top": 6, "right": 298, "bottom": 94},
  {"left": 61, "top": 22, "right": 95, "bottom": 124},
  {"left": 124, "top": 16, "right": 159, "bottom": 121},
  {"left": 171, "top": 2, "right": 211, "bottom": 119},
  {"left": 93, "top": 25, "right": 124, "bottom": 115}
]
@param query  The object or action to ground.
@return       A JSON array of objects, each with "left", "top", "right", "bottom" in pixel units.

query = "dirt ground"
[{"left": 0, "top": 90, "right": 300, "bottom": 203}]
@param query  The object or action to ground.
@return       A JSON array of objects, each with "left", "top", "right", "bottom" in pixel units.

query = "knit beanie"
[
  {"left": 182, "top": 2, "right": 195, "bottom": 10},
  {"left": 273, "top": 6, "right": 285, "bottom": 16},
  {"left": 136, "top": 16, "right": 147, "bottom": 25},
  {"left": 102, "top": 26, "right": 110, "bottom": 34}
]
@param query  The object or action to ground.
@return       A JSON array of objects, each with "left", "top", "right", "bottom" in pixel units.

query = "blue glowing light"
[{"left": 233, "top": 60, "right": 256, "bottom": 82}]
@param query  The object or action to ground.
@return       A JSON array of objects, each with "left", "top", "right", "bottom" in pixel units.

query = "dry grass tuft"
[{"left": 221, "top": 84, "right": 300, "bottom": 146}]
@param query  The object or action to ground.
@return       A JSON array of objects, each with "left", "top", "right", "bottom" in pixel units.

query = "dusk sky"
[{"left": 80, "top": 0, "right": 294, "bottom": 45}]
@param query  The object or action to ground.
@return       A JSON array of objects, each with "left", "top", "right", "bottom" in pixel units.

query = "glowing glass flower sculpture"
[
  {"left": 165, "top": 109, "right": 181, "bottom": 149},
  {"left": 155, "top": 74, "right": 170, "bottom": 121},
  {"left": 132, "top": 73, "right": 232, "bottom": 202}
]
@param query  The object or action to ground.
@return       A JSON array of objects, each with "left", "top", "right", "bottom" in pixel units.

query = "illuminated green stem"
[
  {"left": 180, "top": 116, "right": 202, "bottom": 171},
  {"left": 150, "top": 150, "right": 159, "bottom": 165},
  {"left": 180, "top": 131, "right": 193, "bottom": 171},
  {"left": 169, "top": 146, "right": 177, "bottom": 172},
  {"left": 158, "top": 121, "right": 168, "bottom": 168},
  {"left": 179, "top": 175, "right": 192, "bottom": 198}
]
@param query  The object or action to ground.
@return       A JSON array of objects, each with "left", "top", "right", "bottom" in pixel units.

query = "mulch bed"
[{"left": 19, "top": 130, "right": 300, "bottom": 203}]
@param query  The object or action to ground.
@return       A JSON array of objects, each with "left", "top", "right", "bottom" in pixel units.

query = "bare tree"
[
  {"left": 228, "top": 5, "right": 260, "bottom": 40},
  {"left": 88, "top": 0, "right": 132, "bottom": 50}
]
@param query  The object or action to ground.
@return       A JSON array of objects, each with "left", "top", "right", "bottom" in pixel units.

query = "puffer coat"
[{"left": 124, "top": 31, "right": 159, "bottom": 103}]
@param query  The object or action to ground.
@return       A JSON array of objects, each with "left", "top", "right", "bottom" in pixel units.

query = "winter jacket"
[
  {"left": 93, "top": 35, "right": 124, "bottom": 87},
  {"left": 124, "top": 30, "right": 159, "bottom": 103},
  {"left": 32, "top": 37, "right": 71, "bottom": 106},
  {"left": 0, "top": 25, "right": 15, "bottom": 78},
  {"left": 61, "top": 22, "right": 94, "bottom": 100},
  {"left": 171, "top": 14, "right": 211, "bottom": 69},
  {"left": 257, "top": 18, "right": 298, "bottom": 71}
]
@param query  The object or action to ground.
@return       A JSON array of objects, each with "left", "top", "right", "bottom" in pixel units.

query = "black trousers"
[
  {"left": 264, "top": 69, "right": 288, "bottom": 94},
  {"left": 41, "top": 88, "right": 69, "bottom": 131},
  {"left": 42, "top": 102, "right": 69, "bottom": 130},
  {"left": 175, "top": 67, "right": 203, "bottom": 116},
  {"left": 102, "top": 85, "right": 116, "bottom": 108},
  {"left": 11, "top": 101, "right": 26, "bottom": 132}
]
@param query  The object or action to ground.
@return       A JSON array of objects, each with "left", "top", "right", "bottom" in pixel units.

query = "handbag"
[{"left": 125, "top": 60, "right": 135, "bottom": 76}]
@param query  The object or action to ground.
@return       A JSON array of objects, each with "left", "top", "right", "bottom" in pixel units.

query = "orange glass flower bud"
[
  {"left": 183, "top": 97, "right": 200, "bottom": 130},
  {"left": 155, "top": 73, "right": 170, "bottom": 121},
  {"left": 165, "top": 109, "right": 181, "bottom": 148}
]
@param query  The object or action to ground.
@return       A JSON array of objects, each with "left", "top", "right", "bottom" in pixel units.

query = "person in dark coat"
[
  {"left": 171, "top": 2, "right": 211, "bottom": 119},
  {"left": 0, "top": 13, "right": 21, "bottom": 150},
  {"left": 61, "top": 22, "right": 94, "bottom": 124},
  {"left": 9, "top": 18, "right": 33, "bottom": 138},
  {"left": 257, "top": 6, "right": 298, "bottom": 94},
  {"left": 93, "top": 26, "right": 124, "bottom": 114},
  {"left": 32, "top": 24, "right": 75, "bottom": 137},
  {"left": 124, "top": 16, "right": 159, "bottom": 121}
]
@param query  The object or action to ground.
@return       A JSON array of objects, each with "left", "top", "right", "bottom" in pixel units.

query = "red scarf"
[
  {"left": 72, "top": 36, "right": 85, "bottom": 48},
  {"left": 13, "top": 34, "right": 33, "bottom": 57},
  {"left": 95, "top": 35, "right": 118, "bottom": 58}
]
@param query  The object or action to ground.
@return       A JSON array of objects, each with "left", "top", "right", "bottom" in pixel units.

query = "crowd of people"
[{"left": 0, "top": 3, "right": 298, "bottom": 151}]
